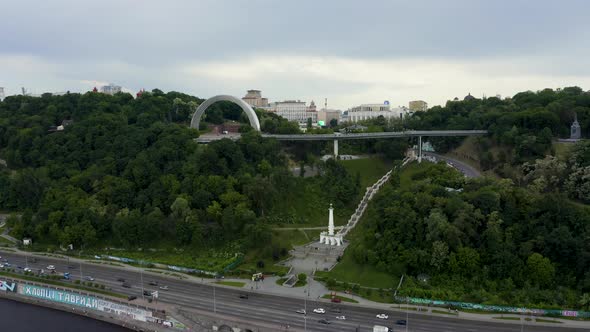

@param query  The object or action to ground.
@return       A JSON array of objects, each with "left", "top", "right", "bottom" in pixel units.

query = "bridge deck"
[
  {"left": 261, "top": 130, "right": 488, "bottom": 141},
  {"left": 196, "top": 130, "right": 488, "bottom": 143}
]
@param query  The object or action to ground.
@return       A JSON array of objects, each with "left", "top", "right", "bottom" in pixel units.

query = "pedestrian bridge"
[{"left": 261, "top": 130, "right": 488, "bottom": 141}]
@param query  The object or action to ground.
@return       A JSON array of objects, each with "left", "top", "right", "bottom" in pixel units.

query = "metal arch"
[{"left": 190, "top": 95, "right": 261, "bottom": 131}]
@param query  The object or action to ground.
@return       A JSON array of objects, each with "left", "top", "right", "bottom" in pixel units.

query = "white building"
[
  {"left": 271, "top": 100, "right": 317, "bottom": 124},
  {"left": 342, "top": 101, "right": 411, "bottom": 123},
  {"left": 100, "top": 83, "right": 122, "bottom": 95}
]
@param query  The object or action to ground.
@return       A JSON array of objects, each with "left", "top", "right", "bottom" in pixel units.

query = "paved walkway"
[{"left": 0, "top": 217, "right": 18, "bottom": 244}]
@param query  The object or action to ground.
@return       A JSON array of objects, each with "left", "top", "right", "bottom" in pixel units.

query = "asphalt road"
[
  {"left": 0, "top": 251, "right": 586, "bottom": 332},
  {"left": 423, "top": 152, "right": 481, "bottom": 178}
]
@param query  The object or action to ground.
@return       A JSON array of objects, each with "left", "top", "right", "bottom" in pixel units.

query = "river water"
[{"left": 0, "top": 297, "right": 130, "bottom": 332}]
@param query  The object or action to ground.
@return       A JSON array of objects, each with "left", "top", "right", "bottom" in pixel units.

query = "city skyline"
[{"left": 1, "top": 0, "right": 590, "bottom": 109}]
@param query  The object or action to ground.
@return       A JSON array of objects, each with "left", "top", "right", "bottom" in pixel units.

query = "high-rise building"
[
  {"left": 100, "top": 83, "right": 122, "bottom": 95},
  {"left": 0, "top": 87, "right": 4, "bottom": 101},
  {"left": 242, "top": 89, "right": 269, "bottom": 108},
  {"left": 409, "top": 100, "right": 428, "bottom": 112}
]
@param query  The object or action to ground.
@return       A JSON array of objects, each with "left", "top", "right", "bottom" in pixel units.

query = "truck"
[{"left": 373, "top": 325, "right": 389, "bottom": 332}]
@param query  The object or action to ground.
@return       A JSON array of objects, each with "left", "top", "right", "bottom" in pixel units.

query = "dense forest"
[
  {"left": 405, "top": 87, "right": 590, "bottom": 171},
  {"left": 0, "top": 90, "right": 358, "bottom": 258},
  {"left": 352, "top": 162, "right": 590, "bottom": 309}
]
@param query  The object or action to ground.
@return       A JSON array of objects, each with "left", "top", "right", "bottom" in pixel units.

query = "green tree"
[{"left": 526, "top": 253, "right": 555, "bottom": 288}]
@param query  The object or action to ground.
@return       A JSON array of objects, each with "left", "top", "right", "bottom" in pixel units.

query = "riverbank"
[{"left": 0, "top": 296, "right": 131, "bottom": 332}]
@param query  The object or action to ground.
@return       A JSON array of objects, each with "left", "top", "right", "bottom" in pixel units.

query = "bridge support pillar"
[
  {"left": 334, "top": 139, "right": 339, "bottom": 158},
  {"left": 418, "top": 136, "right": 422, "bottom": 163}
]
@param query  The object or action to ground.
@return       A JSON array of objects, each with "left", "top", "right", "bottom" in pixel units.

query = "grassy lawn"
[
  {"left": 321, "top": 294, "right": 359, "bottom": 303},
  {"left": 271, "top": 229, "right": 310, "bottom": 247},
  {"left": 294, "top": 279, "right": 307, "bottom": 287},
  {"left": 269, "top": 156, "right": 390, "bottom": 228},
  {"left": 269, "top": 179, "right": 354, "bottom": 227},
  {"left": 553, "top": 141, "right": 574, "bottom": 161},
  {"left": 215, "top": 281, "right": 245, "bottom": 288},
  {"left": 340, "top": 157, "right": 392, "bottom": 189},
  {"left": 432, "top": 309, "right": 458, "bottom": 316},
  {"left": 536, "top": 318, "right": 562, "bottom": 323},
  {"left": 0, "top": 236, "right": 15, "bottom": 246},
  {"left": 91, "top": 248, "right": 238, "bottom": 272},
  {"left": 316, "top": 253, "right": 396, "bottom": 289},
  {"left": 493, "top": 316, "right": 520, "bottom": 320},
  {"left": 394, "top": 306, "right": 418, "bottom": 311}
]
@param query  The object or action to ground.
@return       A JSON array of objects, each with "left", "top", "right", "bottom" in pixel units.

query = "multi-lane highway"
[{"left": 0, "top": 251, "right": 587, "bottom": 332}]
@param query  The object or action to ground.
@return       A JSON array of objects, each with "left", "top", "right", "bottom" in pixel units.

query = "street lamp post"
[
  {"left": 140, "top": 267, "right": 144, "bottom": 300},
  {"left": 213, "top": 282, "right": 217, "bottom": 313},
  {"left": 79, "top": 250, "right": 83, "bottom": 281},
  {"left": 304, "top": 286, "right": 308, "bottom": 332},
  {"left": 406, "top": 296, "right": 409, "bottom": 332}
]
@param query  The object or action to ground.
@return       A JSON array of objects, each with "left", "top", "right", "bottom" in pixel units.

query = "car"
[
  {"left": 122, "top": 282, "right": 131, "bottom": 288},
  {"left": 23, "top": 267, "right": 32, "bottom": 273},
  {"left": 127, "top": 295, "right": 137, "bottom": 301},
  {"left": 148, "top": 281, "right": 158, "bottom": 286},
  {"left": 4, "top": 263, "right": 11, "bottom": 267},
  {"left": 30, "top": 258, "right": 38, "bottom": 263},
  {"left": 0, "top": 264, "right": 4, "bottom": 268},
  {"left": 396, "top": 319, "right": 407, "bottom": 325},
  {"left": 17, "top": 266, "right": 23, "bottom": 269},
  {"left": 331, "top": 297, "right": 341, "bottom": 303},
  {"left": 313, "top": 308, "right": 325, "bottom": 314},
  {"left": 296, "top": 309, "right": 306, "bottom": 315},
  {"left": 376, "top": 314, "right": 389, "bottom": 319},
  {"left": 84, "top": 276, "right": 95, "bottom": 281},
  {"left": 143, "top": 290, "right": 152, "bottom": 296},
  {"left": 318, "top": 319, "right": 331, "bottom": 325},
  {"left": 116, "top": 277, "right": 126, "bottom": 282},
  {"left": 46, "top": 265, "right": 55, "bottom": 270},
  {"left": 159, "top": 285, "right": 169, "bottom": 290},
  {"left": 94, "top": 255, "right": 101, "bottom": 259},
  {"left": 335, "top": 315, "right": 346, "bottom": 320},
  {"left": 239, "top": 294, "right": 248, "bottom": 299},
  {"left": 330, "top": 307, "right": 341, "bottom": 313}
]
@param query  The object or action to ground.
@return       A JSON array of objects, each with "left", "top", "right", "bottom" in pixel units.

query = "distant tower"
[
  {"left": 325, "top": 98, "right": 327, "bottom": 110},
  {"left": 571, "top": 113, "right": 581, "bottom": 140},
  {"left": 0, "top": 87, "right": 4, "bottom": 101}
]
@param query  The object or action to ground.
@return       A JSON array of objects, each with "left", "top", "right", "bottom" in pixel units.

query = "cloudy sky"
[{"left": 1, "top": 0, "right": 590, "bottom": 109}]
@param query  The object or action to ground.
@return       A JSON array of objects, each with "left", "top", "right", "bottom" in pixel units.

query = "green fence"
[{"left": 396, "top": 296, "right": 590, "bottom": 319}]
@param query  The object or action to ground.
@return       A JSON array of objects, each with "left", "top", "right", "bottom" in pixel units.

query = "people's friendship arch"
[{"left": 190, "top": 95, "right": 261, "bottom": 131}]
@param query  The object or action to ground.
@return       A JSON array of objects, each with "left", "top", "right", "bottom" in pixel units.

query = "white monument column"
[{"left": 328, "top": 203, "right": 335, "bottom": 236}]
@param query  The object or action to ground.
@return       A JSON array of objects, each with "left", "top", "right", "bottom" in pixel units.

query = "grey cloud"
[{"left": 2, "top": 0, "right": 590, "bottom": 65}]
